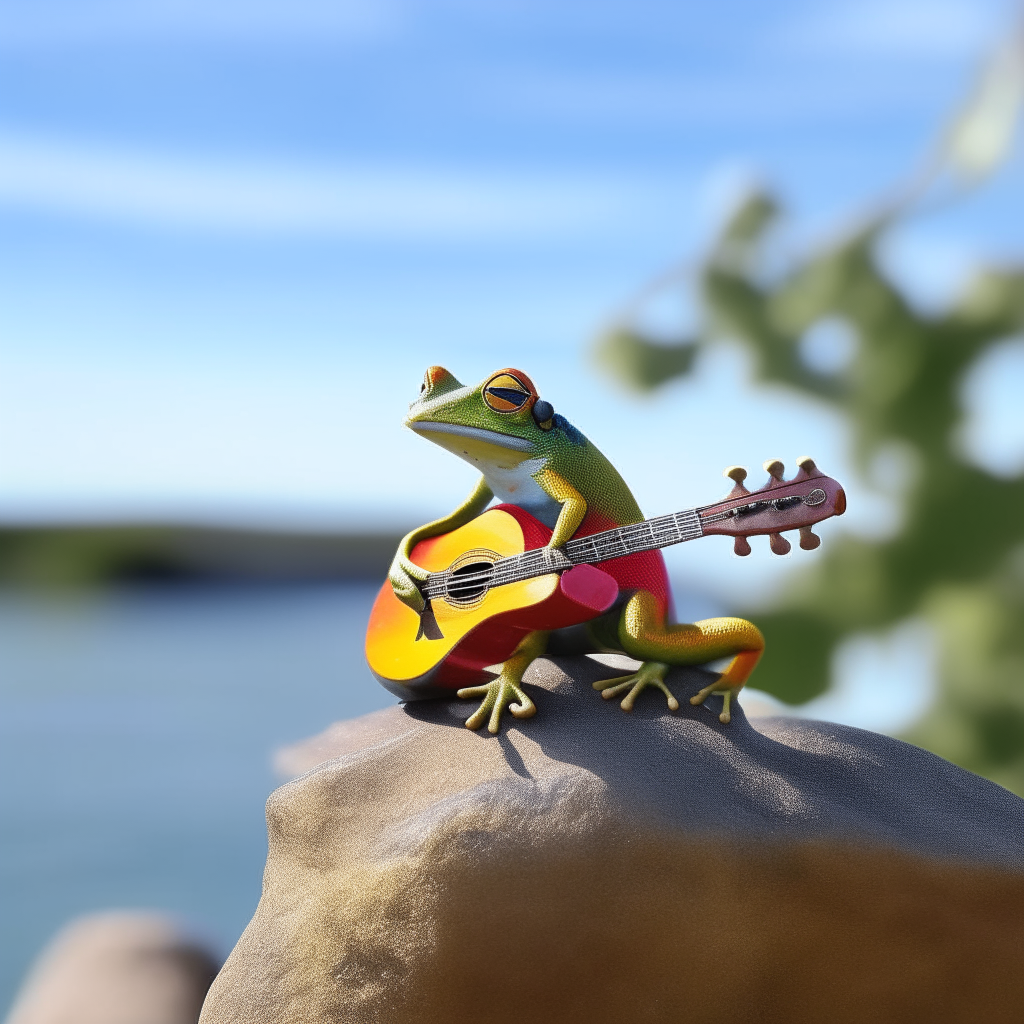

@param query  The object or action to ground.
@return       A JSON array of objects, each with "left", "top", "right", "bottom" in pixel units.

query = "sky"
[{"left": 2, "top": 0, "right": 1023, "bottom": 609}]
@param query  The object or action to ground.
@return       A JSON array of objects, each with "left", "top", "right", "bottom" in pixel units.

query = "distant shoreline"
[{"left": 0, "top": 524, "right": 406, "bottom": 586}]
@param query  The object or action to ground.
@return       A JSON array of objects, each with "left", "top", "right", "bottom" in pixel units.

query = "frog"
[{"left": 388, "top": 365, "right": 765, "bottom": 734}]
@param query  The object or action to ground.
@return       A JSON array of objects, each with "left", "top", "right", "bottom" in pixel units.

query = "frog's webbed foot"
[
  {"left": 689, "top": 679, "right": 740, "bottom": 724},
  {"left": 457, "top": 630, "right": 546, "bottom": 734},
  {"left": 689, "top": 650, "right": 759, "bottom": 723},
  {"left": 592, "top": 661, "right": 680, "bottom": 713},
  {"left": 457, "top": 679, "right": 537, "bottom": 735}
]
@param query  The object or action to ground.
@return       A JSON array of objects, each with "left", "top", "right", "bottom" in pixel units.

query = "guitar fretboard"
[
  {"left": 564, "top": 509, "right": 703, "bottom": 564},
  {"left": 423, "top": 508, "right": 703, "bottom": 598}
]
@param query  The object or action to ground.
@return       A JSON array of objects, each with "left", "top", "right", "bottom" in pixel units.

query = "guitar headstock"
[{"left": 699, "top": 456, "right": 846, "bottom": 556}]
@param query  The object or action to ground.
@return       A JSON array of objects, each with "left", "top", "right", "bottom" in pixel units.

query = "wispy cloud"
[
  {"left": 779, "top": 0, "right": 1009, "bottom": 59},
  {"left": 484, "top": 67, "right": 942, "bottom": 126},
  {"left": 0, "top": 133, "right": 647, "bottom": 239},
  {"left": 0, "top": 0, "right": 400, "bottom": 47}
]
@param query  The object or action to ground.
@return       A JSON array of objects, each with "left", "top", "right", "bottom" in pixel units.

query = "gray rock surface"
[
  {"left": 5, "top": 912, "right": 219, "bottom": 1024},
  {"left": 202, "top": 657, "right": 1024, "bottom": 1024}
]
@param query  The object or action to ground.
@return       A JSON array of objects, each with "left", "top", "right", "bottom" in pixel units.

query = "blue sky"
[{"left": 1, "top": 0, "right": 1023, "bottom": 605}]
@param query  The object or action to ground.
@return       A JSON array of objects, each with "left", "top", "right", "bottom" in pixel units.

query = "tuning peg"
[
  {"left": 763, "top": 459, "right": 785, "bottom": 487},
  {"left": 769, "top": 532, "right": 791, "bottom": 555},
  {"left": 733, "top": 536, "right": 751, "bottom": 557},
  {"left": 795, "top": 455, "right": 821, "bottom": 481},
  {"left": 724, "top": 465, "right": 750, "bottom": 497},
  {"left": 799, "top": 526, "right": 821, "bottom": 551}
]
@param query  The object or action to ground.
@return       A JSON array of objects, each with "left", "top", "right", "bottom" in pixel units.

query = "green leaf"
[{"left": 593, "top": 329, "right": 698, "bottom": 391}]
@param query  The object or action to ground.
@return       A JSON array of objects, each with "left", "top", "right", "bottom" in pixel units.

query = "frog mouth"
[{"left": 409, "top": 421, "right": 537, "bottom": 453}]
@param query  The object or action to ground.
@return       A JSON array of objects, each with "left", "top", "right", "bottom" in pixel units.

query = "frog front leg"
[
  {"left": 452, "top": 466, "right": 583, "bottom": 734},
  {"left": 533, "top": 466, "right": 587, "bottom": 549},
  {"left": 594, "top": 591, "right": 764, "bottom": 723},
  {"left": 388, "top": 475, "right": 494, "bottom": 612},
  {"left": 457, "top": 630, "right": 548, "bottom": 734}
]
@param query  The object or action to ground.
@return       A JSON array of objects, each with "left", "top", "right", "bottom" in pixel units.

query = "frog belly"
[{"left": 484, "top": 458, "right": 560, "bottom": 528}]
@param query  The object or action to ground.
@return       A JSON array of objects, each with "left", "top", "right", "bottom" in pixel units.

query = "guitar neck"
[
  {"left": 421, "top": 461, "right": 844, "bottom": 603},
  {"left": 481, "top": 508, "right": 704, "bottom": 591},
  {"left": 564, "top": 509, "right": 704, "bottom": 564}
]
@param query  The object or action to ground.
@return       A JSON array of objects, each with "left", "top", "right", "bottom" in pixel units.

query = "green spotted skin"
[
  {"left": 391, "top": 365, "right": 765, "bottom": 731},
  {"left": 405, "top": 365, "right": 646, "bottom": 535}
]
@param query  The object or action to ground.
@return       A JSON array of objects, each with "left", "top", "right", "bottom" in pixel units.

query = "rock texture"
[
  {"left": 5, "top": 912, "right": 219, "bottom": 1024},
  {"left": 203, "top": 657, "right": 1024, "bottom": 1024}
]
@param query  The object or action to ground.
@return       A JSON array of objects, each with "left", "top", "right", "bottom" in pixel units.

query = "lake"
[{"left": 0, "top": 583, "right": 394, "bottom": 1013}]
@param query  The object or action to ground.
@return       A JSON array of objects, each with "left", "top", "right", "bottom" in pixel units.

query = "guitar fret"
[
  {"left": 649, "top": 515, "right": 675, "bottom": 538},
  {"left": 426, "top": 505, "right": 707, "bottom": 597},
  {"left": 610, "top": 530, "right": 631, "bottom": 556},
  {"left": 620, "top": 522, "right": 649, "bottom": 547},
  {"left": 674, "top": 510, "right": 703, "bottom": 541}
]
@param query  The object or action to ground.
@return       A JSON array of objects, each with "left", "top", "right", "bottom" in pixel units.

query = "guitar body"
[{"left": 365, "top": 504, "right": 620, "bottom": 699}]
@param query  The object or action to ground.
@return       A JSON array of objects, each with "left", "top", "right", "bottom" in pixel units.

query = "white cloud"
[
  {"left": 0, "top": 133, "right": 642, "bottom": 239},
  {"left": 780, "top": 0, "right": 1008, "bottom": 59},
  {"left": 480, "top": 64, "right": 948, "bottom": 129},
  {"left": 0, "top": 0, "right": 400, "bottom": 46}
]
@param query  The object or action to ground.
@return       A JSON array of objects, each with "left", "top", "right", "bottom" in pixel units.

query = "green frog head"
[{"left": 404, "top": 366, "right": 556, "bottom": 469}]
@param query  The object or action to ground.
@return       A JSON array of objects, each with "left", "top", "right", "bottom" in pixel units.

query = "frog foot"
[
  {"left": 689, "top": 679, "right": 740, "bottom": 724},
  {"left": 457, "top": 679, "right": 537, "bottom": 735},
  {"left": 592, "top": 661, "right": 680, "bottom": 713}
]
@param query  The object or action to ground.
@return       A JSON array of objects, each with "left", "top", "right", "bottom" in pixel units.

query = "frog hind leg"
[
  {"left": 457, "top": 630, "right": 548, "bottom": 735},
  {"left": 597, "top": 591, "right": 764, "bottom": 723}
]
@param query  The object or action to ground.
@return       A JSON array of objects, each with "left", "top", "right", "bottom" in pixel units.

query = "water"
[{"left": 0, "top": 583, "right": 394, "bottom": 1014}]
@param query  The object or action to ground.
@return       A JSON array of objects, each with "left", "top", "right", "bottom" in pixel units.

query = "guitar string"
[
  {"left": 427, "top": 508, "right": 734, "bottom": 594},
  {"left": 422, "top": 496, "right": 818, "bottom": 598},
  {"left": 420, "top": 508, "right": 751, "bottom": 597},
  {"left": 426, "top": 519, "right": 690, "bottom": 592},
  {"left": 423, "top": 514, "right": 776, "bottom": 597},
  {"left": 422, "top": 511, "right": 703, "bottom": 598},
  {"left": 427, "top": 512, "right": 698, "bottom": 590}
]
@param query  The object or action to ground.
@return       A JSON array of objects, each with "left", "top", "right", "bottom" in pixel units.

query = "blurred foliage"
[
  {"left": 595, "top": 189, "right": 1024, "bottom": 793},
  {"left": 0, "top": 526, "right": 403, "bottom": 586}
]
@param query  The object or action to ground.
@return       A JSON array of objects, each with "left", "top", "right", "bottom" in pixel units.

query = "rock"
[
  {"left": 202, "top": 657, "right": 1024, "bottom": 1024},
  {"left": 5, "top": 912, "right": 219, "bottom": 1024}
]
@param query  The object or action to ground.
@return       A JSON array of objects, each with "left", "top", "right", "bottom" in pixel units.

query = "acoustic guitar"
[{"left": 366, "top": 457, "right": 845, "bottom": 698}]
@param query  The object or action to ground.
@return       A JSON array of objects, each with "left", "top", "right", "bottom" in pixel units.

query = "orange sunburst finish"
[{"left": 365, "top": 505, "right": 619, "bottom": 698}]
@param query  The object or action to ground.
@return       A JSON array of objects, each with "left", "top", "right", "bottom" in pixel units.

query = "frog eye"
[
  {"left": 483, "top": 370, "right": 535, "bottom": 413},
  {"left": 420, "top": 370, "right": 430, "bottom": 395}
]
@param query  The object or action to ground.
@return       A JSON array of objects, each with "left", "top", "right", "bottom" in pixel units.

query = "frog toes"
[{"left": 593, "top": 662, "right": 678, "bottom": 713}]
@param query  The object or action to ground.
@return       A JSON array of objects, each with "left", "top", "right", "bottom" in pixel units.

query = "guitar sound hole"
[{"left": 446, "top": 561, "right": 494, "bottom": 603}]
